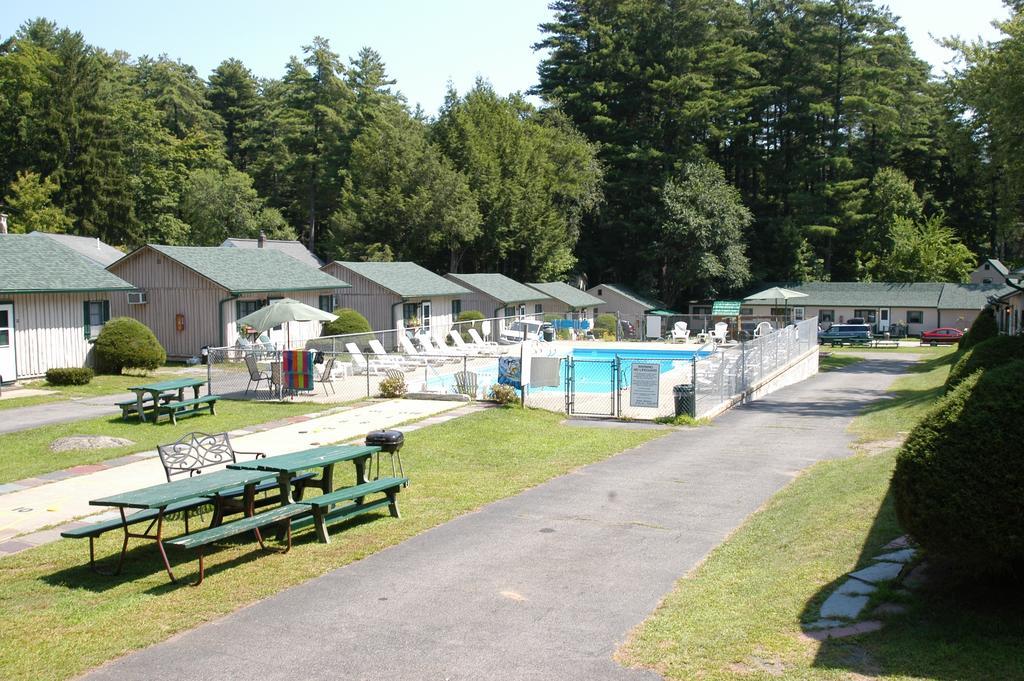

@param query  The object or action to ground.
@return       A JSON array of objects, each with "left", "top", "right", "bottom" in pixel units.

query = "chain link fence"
[{"left": 206, "top": 317, "right": 818, "bottom": 421}]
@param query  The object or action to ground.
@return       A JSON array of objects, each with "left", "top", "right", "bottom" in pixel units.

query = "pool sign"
[{"left": 630, "top": 363, "right": 660, "bottom": 408}]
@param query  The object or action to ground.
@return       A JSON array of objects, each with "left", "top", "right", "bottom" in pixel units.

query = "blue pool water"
[{"left": 427, "top": 347, "right": 705, "bottom": 395}]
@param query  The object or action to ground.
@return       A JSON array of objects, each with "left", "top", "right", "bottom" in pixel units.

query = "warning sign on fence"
[{"left": 630, "top": 363, "right": 660, "bottom": 408}]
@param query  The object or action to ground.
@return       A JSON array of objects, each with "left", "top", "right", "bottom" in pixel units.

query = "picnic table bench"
[
  {"left": 123, "top": 377, "right": 211, "bottom": 423},
  {"left": 155, "top": 395, "right": 220, "bottom": 425},
  {"left": 115, "top": 391, "right": 176, "bottom": 419}
]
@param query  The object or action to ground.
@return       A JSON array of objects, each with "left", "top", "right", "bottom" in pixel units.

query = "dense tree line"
[
  {"left": 1, "top": 3, "right": 1021, "bottom": 305},
  {"left": 0, "top": 19, "right": 600, "bottom": 281}
]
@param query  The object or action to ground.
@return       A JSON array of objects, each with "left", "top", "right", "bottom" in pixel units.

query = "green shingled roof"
[
  {"left": 0, "top": 233, "right": 134, "bottom": 293},
  {"left": 446, "top": 273, "right": 550, "bottom": 304},
  {"left": 332, "top": 261, "right": 469, "bottom": 297},
  {"left": 527, "top": 281, "right": 602, "bottom": 308},
  {"left": 744, "top": 282, "right": 946, "bottom": 307},
  {"left": 937, "top": 283, "right": 1014, "bottom": 309},
  {"left": 146, "top": 245, "right": 348, "bottom": 293}
]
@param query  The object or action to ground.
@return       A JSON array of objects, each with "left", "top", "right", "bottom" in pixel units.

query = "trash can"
[
  {"left": 365, "top": 430, "right": 406, "bottom": 485},
  {"left": 200, "top": 345, "right": 210, "bottom": 365},
  {"left": 542, "top": 326, "right": 555, "bottom": 342},
  {"left": 672, "top": 384, "right": 695, "bottom": 418}
]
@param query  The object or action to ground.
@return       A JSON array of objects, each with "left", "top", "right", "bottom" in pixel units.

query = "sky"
[{"left": 0, "top": 0, "right": 1013, "bottom": 114}]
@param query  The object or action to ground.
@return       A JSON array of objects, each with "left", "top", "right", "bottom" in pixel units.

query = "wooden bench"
[
  {"left": 116, "top": 392, "right": 177, "bottom": 419},
  {"left": 294, "top": 477, "right": 408, "bottom": 543},
  {"left": 155, "top": 395, "right": 220, "bottom": 425},
  {"left": 872, "top": 340, "right": 900, "bottom": 348},
  {"left": 165, "top": 504, "right": 311, "bottom": 585},
  {"left": 60, "top": 496, "right": 210, "bottom": 573}
]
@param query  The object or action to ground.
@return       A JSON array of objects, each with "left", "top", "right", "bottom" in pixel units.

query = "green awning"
[{"left": 711, "top": 300, "right": 742, "bottom": 315}]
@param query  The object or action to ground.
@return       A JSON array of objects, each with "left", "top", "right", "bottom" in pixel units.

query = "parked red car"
[{"left": 920, "top": 327, "right": 964, "bottom": 344}]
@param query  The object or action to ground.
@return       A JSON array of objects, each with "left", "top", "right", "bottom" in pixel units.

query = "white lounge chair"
[
  {"left": 368, "top": 339, "right": 420, "bottom": 368},
  {"left": 670, "top": 321, "right": 690, "bottom": 342},
  {"left": 448, "top": 330, "right": 482, "bottom": 355},
  {"left": 753, "top": 321, "right": 774, "bottom": 338},
  {"left": 417, "top": 335, "right": 461, "bottom": 362},
  {"left": 345, "top": 342, "right": 387, "bottom": 375}
]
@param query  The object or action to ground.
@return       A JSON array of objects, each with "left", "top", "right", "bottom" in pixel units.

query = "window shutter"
[
  {"left": 83, "top": 301, "right": 90, "bottom": 339},
  {"left": 102, "top": 300, "right": 110, "bottom": 323}
]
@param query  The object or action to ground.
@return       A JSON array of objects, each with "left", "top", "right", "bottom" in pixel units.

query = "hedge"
[
  {"left": 892, "top": 359, "right": 1024, "bottom": 578},
  {"left": 958, "top": 307, "right": 998, "bottom": 351},
  {"left": 945, "top": 335, "right": 1024, "bottom": 392},
  {"left": 45, "top": 367, "right": 94, "bottom": 386},
  {"left": 321, "top": 308, "right": 371, "bottom": 337}
]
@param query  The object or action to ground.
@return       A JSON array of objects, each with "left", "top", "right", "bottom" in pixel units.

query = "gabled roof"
[
  {"left": 937, "top": 283, "right": 1014, "bottom": 309},
  {"left": 588, "top": 283, "right": 665, "bottom": 310},
  {"left": 743, "top": 282, "right": 946, "bottom": 308},
  {"left": 445, "top": 273, "right": 551, "bottom": 304},
  {"left": 527, "top": 281, "right": 602, "bottom": 308},
  {"left": 0, "top": 233, "right": 134, "bottom": 293},
  {"left": 31, "top": 232, "right": 124, "bottom": 267},
  {"left": 979, "top": 258, "right": 1010, "bottom": 276},
  {"left": 221, "top": 238, "right": 323, "bottom": 269},
  {"left": 133, "top": 245, "right": 348, "bottom": 294},
  {"left": 328, "top": 261, "right": 469, "bottom": 298}
]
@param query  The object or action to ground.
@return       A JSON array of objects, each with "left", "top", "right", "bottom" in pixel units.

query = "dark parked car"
[
  {"left": 920, "top": 327, "right": 964, "bottom": 344},
  {"left": 818, "top": 323, "right": 872, "bottom": 344}
]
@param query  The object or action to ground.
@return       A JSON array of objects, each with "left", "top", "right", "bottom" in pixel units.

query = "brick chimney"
[
  {"left": 0, "top": 213, "right": 7, "bottom": 235},
  {"left": 257, "top": 230, "right": 266, "bottom": 248}
]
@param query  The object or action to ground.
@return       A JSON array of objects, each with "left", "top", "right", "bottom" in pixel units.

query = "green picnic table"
[
  {"left": 89, "top": 467, "right": 277, "bottom": 581},
  {"left": 229, "top": 444, "right": 409, "bottom": 543},
  {"left": 123, "top": 377, "right": 210, "bottom": 423}
]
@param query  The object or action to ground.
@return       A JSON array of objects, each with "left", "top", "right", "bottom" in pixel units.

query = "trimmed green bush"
[
  {"left": 44, "top": 367, "right": 94, "bottom": 386},
  {"left": 595, "top": 313, "right": 617, "bottom": 336},
  {"left": 945, "top": 335, "right": 1024, "bottom": 392},
  {"left": 958, "top": 307, "right": 998, "bottom": 351},
  {"left": 457, "top": 310, "right": 485, "bottom": 342},
  {"left": 489, "top": 383, "right": 519, "bottom": 405},
  {"left": 321, "top": 308, "right": 372, "bottom": 337},
  {"left": 892, "top": 359, "right": 1024, "bottom": 578},
  {"left": 94, "top": 317, "right": 166, "bottom": 373}
]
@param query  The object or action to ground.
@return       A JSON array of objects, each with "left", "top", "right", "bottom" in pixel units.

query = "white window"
[
  {"left": 421, "top": 301, "right": 432, "bottom": 329},
  {"left": 84, "top": 301, "right": 110, "bottom": 339},
  {"left": 907, "top": 310, "right": 924, "bottom": 324}
]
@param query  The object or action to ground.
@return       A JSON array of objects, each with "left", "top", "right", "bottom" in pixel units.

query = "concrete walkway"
[
  {"left": 85, "top": 358, "right": 916, "bottom": 681},
  {"left": 0, "top": 399, "right": 466, "bottom": 550},
  {"left": 0, "top": 394, "right": 122, "bottom": 434}
]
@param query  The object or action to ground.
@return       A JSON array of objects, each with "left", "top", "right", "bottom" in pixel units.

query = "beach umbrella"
[
  {"left": 742, "top": 286, "right": 808, "bottom": 322},
  {"left": 236, "top": 298, "right": 337, "bottom": 347}
]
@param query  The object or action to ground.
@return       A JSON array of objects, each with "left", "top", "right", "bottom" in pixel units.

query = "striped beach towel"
[{"left": 283, "top": 350, "right": 315, "bottom": 391}]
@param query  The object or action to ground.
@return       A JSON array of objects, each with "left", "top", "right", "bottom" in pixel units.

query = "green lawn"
[
  {"left": 817, "top": 354, "right": 863, "bottom": 372},
  {"left": 619, "top": 349, "right": 1023, "bottom": 679},
  {"left": 0, "top": 408, "right": 666, "bottom": 681},
  {"left": 0, "top": 368, "right": 189, "bottom": 411},
  {"left": 0, "top": 400, "right": 328, "bottom": 483}
]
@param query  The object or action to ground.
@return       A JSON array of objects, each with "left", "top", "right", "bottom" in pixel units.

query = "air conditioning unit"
[{"left": 127, "top": 291, "right": 148, "bottom": 305}]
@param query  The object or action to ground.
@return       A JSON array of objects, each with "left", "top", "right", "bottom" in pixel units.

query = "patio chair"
[
  {"left": 346, "top": 342, "right": 387, "bottom": 375},
  {"left": 448, "top": 329, "right": 482, "bottom": 355},
  {"left": 468, "top": 328, "right": 498, "bottom": 348},
  {"left": 453, "top": 370, "right": 478, "bottom": 398},
  {"left": 710, "top": 322, "right": 729, "bottom": 344},
  {"left": 670, "top": 321, "right": 690, "bottom": 342},
  {"left": 257, "top": 333, "right": 276, "bottom": 353},
  {"left": 398, "top": 334, "right": 428, "bottom": 360},
  {"left": 314, "top": 355, "right": 337, "bottom": 395},
  {"left": 244, "top": 354, "right": 273, "bottom": 396},
  {"left": 753, "top": 321, "right": 774, "bottom": 338},
  {"left": 416, "top": 335, "right": 460, "bottom": 361},
  {"left": 369, "top": 339, "right": 420, "bottom": 368}
]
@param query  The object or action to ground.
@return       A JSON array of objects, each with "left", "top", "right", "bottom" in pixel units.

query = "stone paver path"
[
  {"left": 84, "top": 358, "right": 916, "bottom": 681},
  {"left": 0, "top": 399, "right": 468, "bottom": 551}
]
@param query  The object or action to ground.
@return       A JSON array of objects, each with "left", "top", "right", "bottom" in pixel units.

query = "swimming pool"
[{"left": 426, "top": 346, "right": 706, "bottom": 395}]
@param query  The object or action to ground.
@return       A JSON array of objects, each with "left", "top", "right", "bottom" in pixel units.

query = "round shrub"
[
  {"left": 945, "top": 335, "right": 1024, "bottom": 392},
  {"left": 958, "top": 307, "right": 998, "bottom": 351},
  {"left": 489, "top": 383, "right": 519, "bottom": 405},
  {"left": 94, "top": 317, "right": 166, "bottom": 374},
  {"left": 457, "top": 310, "right": 485, "bottom": 341},
  {"left": 595, "top": 313, "right": 617, "bottom": 336},
  {"left": 45, "top": 367, "right": 94, "bottom": 386},
  {"left": 892, "top": 359, "right": 1024, "bottom": 578},
  {"left": 378, "top": 375, "right": 406, "bottom": 398},
  {"left": 321, "top": 308, "right": 371, "bottom": 337}
]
